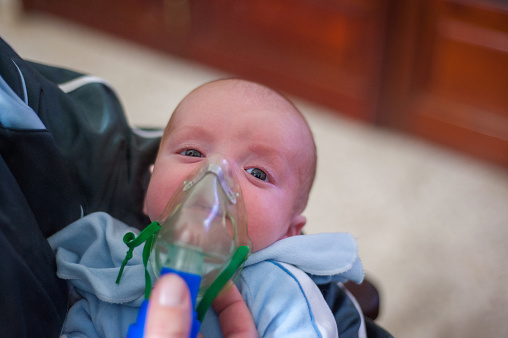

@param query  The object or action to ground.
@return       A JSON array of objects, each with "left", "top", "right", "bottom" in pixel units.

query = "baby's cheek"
[
  {"left": 241, "top": 189, "right": 287, "bottom": 251},
  {"left": 144, "top": 196, "right": 164, "bottom": 221},
  {"left": 247, "top": 214, "right": 282, "bottom": 252},
  {"left": 145, "top": 185, "right": 171, "bottom": 220}
]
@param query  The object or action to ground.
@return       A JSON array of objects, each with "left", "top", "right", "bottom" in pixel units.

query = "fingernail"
[{"left": 158, "top": 274, "right": 187, "bottom": 307}]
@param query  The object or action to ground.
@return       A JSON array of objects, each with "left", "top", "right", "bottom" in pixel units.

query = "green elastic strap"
[
  {"left": 116, "top": 221, "right": 161, "bottom": 299},
  {"left": 196, "top": 245, "right": 250, "bottom": 322}
]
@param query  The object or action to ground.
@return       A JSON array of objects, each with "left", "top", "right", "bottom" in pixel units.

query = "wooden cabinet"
[
  {"left": 22, "top": 0, "right": 391, "bottom": 121},
  {"left": 188, "top": 1, "right": 390, "bottom": 121},
  {"left": 380, "top": 0, "right": 508, "bottom": 166},
  {"left": 22, "top": 0, "right": 508, "bottom": 168}
]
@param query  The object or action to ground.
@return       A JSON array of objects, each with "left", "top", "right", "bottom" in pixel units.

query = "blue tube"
[{"left": 127, "top": 268, "right": 202, "bottom": 338}]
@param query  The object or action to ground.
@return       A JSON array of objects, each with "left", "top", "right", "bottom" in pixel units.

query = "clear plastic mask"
[{"left": 149, "top": 155, "right": 252, "bottom": 302}]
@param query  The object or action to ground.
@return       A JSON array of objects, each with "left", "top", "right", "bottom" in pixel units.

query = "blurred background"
[{"left": 1, "top": 0, "right": 508, "bottom": 336}]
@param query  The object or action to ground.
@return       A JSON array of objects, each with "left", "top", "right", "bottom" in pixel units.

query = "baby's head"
[{"left": 144, "top": 79, "right": 316, "bottom": 252}]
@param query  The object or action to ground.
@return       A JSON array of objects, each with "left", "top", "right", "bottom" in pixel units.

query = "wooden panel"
[
  {"left": 22, "top": 0, "right": 391, "bottom": 121},
  {"left": 430, "top": 5, "right": 508, "bottom": 117},
  {"left": 21, "top": 0, "right": 508, "bottom": 167},
  {"left": 187, "top": 0, "right": 385, "bottom": 120},
  {"left": 187, "top": 0, "right": 390, "bottom": 120},
  {"left": 409, "top": 0, "right": 508, "bottom": 167},
  {"left": 415, "top": 95, "right": 508, "bottom": 164}
]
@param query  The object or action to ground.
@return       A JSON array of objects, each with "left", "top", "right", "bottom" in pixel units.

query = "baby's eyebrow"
[
  {"left": 248, "top": 144, "right": 289, "bottom": 173},
  {"left": 169, "top": 125, "right": 214, "bottom": 143}
]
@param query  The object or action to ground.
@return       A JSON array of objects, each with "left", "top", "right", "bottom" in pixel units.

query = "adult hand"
[{"left": 144, "top": 274, "right": 257, "bottom": 338}]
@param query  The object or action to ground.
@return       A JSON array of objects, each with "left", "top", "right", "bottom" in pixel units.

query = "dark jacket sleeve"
[{"left": 0, "top": 36, "right": 160, "bottom": 337}]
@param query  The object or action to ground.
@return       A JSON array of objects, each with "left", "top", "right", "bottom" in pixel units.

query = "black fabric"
[
  {"left": 0, "top": 155, "right": 68, "bottom": 337},
  {"left": 319, "top": 281, "right": 363, "bottom": 338},
  {"left": 26, "top": 60, "right": 160, "bottom": 227},
  {"left": 365, "top": 318, "right": 394, "bottom": 338},
  {"left": 0, "top": 38, "right": 82, "bottom": 238},
  {"left": 319, "top": 282, "right": 393, "bottom": 338},
  {"left": 0, "top": 36, "right": 160, "bottom": 337}
]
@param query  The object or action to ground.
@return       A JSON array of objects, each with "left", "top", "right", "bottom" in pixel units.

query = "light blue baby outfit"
[{"left": 49, "top": 212, "right": 365, "bottom": 337}]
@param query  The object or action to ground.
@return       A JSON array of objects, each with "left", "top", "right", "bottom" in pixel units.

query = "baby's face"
[{"left": 144, "top": 81, "right": 309, "bottom": 252}]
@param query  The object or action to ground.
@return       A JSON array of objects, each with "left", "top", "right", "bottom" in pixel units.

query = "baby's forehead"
[
  {"left": 168, "top": 80, "right": 313, "bottom": 145},
  {"left": 191, "top": 79, "right": 288, "bottom": 105},
  {"left": 173, "top": 81, "right": 296, "bottom": 122}
]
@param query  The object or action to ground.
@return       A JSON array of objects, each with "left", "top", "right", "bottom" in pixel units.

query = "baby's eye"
[
  {"left": 181, "top": 149, "right": 203, "bottom": 157},
  {"left": 246, "top": 168, "right": 269, "bottom": 182}
]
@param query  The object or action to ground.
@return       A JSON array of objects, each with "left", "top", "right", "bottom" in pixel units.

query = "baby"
[
  {"left": 145, "top": 78, "right": 315, "bottom": 252},
  {"left": 50, "top": 79, "right": 364, "bottom": 337}
]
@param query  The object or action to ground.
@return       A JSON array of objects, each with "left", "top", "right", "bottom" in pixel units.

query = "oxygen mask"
[
  {"left": 116, "top": 155, "right": 252, "bottom": 337},
  {"left": 151, "top": 155, "right": 251, "bottom": 300}
]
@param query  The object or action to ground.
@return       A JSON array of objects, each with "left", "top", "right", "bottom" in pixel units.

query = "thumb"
[{"left": 144, "top": 274, "right": 192, "bottom": 338}]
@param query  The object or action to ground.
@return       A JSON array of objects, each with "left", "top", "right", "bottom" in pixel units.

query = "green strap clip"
[
  {"left": 116, "top": 221, "right": 161, "bottom": 299},
  {"left": 116, "top": 223, "right": 250, "bottom": 321}
]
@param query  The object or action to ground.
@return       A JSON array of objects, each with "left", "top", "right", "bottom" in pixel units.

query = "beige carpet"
[{"left": 2, "top": 4, "right": 508, "bottom": 337}]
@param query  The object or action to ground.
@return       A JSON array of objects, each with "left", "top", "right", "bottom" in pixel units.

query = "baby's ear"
[{"left": 286, "top": 214, "right": 307, "bottom": 237}]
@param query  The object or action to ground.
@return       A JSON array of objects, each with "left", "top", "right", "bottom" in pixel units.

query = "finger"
[
  {"left": 144, "top": 274, "right": 192, "bottom": 338},
  {"left": 212, "top": 281, "right": 257, "bottom": 338}
]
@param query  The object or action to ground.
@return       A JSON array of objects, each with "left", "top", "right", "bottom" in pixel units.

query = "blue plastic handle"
[{"left": 127, "top": 269, "right": 202, "bottom": 338}]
